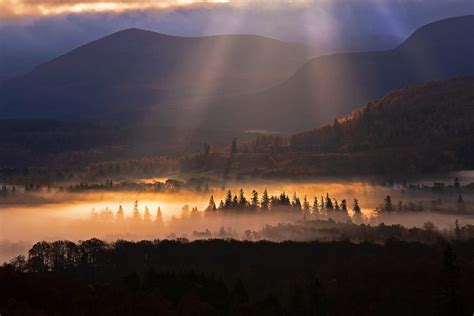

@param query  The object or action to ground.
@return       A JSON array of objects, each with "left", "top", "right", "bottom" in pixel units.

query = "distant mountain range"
[
  {"left": 0, "top": 30, "right": 314, "bottom": 120},
  {"left": 1, "top": 15, "right": 474, "bottom": 133}
]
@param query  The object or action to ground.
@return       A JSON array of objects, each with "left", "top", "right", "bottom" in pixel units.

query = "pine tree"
[
  {"left": 218, "top": 200, "right": 225, "bottom": 210},
  {"left": 224, "top": 190, "right": 233, "bottom": 209},
  {"left": 261, "top": 189, "right": 270, "bottom": 210},
  {"left": 353, "top": 199, "right": 361, "bottom": 214},
  {"left": 325, "top": 193, "right": 333, "bottom": 210},
  {"left": 341, "top": 199, "right": 347, "bottom": 212},
  {"left": 132, "top": 200, "right": 141, "bottom": 221},
  {"left": 292, "top": 193, "right": 301, "bottom": 210},
  {"left": 320, "top": 196, "right": 325, "bottom": 212},
  {"left": 383, "top": 195, "right": 393, "bottom": 212},
  {"left": 302, "top": 196, "right": 311, "bottom": 213},
  {"left": 116, "top": 205, "right": 125, "bottom": 224},
  {"left": 207, "top": 196, "right": 217, "bottom": 211},
  {"left": 334, "top": 199, "right": 340, "bottom": 211},
  {"left": 144, "top": 207, "right": 152, "bottom": 223},
  {"left": 238, "top": 189, "right": 248, "bottom": 208},
  {"left": 251, "top": 190, "right": 259, "bottom": 209},
  {"left": 312, "top": 197, "right": 319, "bottom": 213},
  {"left": 156, "top": 207, "right": 164, "bottom": 225},
  {"left": 232, "top": 195, "right": 239, "bottom": 208}
]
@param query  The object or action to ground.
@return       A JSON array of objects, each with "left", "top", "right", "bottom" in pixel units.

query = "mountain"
[
  {"left": 0, "top": 29, "right": 314, "bottom": 119},
  {"left": 1, "top": 16, "right": 474, "bottom": 133},
  {"left": 209, "top": 15, "right": 474, "bottom": 132}
]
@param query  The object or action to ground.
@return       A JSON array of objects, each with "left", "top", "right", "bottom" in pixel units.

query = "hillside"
[
  {"left": 182, "top": 78, "right": 474, "bottom": 177},
  {"left": 0, "top": 29, "right": 313, "bottom": 119},
  {"left": 213, "top": 15, "right": 474, "bottom": 132},
  {"left": 290, "top": 77, "right": 474, "bottom": 152}
]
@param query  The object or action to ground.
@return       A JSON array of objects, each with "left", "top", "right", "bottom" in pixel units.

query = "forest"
[{"left": 1, "top": 238, "right": 471, "bottom": 315}]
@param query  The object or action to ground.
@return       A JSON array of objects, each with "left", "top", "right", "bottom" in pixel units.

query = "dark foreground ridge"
[{"left": 2, "top": 238, "right": 473, "bottom": 315}]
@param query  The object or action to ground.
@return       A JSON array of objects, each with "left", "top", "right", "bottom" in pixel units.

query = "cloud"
[{"left": 0, "top": 0, "right": 316, "bottom": 20}]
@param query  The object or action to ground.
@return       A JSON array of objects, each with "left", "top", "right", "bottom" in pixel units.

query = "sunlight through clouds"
[{"left": 0, "top": 0, "right": 316, "bottom": 20}]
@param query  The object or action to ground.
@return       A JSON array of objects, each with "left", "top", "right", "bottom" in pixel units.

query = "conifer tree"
[
  {"left": 353, "top": 199, "right": 361, "bottom": 214},
  {"left": 261, "top": 189, "right": 270, "bottom": 210},
  {"left": 207, "top": 196, "right": 217, "bottom": 211},
  {"left": 303, "top": 196, "right": 311, "bottom": 213},
  {"left": 238, "top": 189, "right": 248, "bottom": 208},
  {"left": 312, "top": 197, "right": 319, "bottom": 213},
  {"left": 224, "top": 190, "right": 233, "bottom": 209},
  {"left": 251, "top": 190, "right": 259, "bottom": 209},
  {"left": 341, "top": 199, "right": 347, "bottom": 212},
  {"left": 383, "top": 195, "right": 393, "bottom": 212},
  {"left": 156, "top": 207, "right": 164, "bottom": 225},
  {"left": 325, "top": 193, "right": 333, "bottom": 210}
]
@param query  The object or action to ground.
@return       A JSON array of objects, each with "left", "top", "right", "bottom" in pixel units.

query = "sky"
[{"left": 1, "top": 0, "right": 474, "bottom": 77}]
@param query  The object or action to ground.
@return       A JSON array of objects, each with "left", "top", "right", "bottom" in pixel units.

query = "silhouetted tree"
[
  {"left": 383, "top": 195, "right": 393, "bottom": 212},
  {"left": 261, "top": 189, "right": 270, "bottom": 210},
  {"left": 224, "top": 190, "right": 233, "bottom": 209},
  {"left": 341, "top": 199, "right": 347, "bottom": 212},
  {"left": 353, "top": 199, "right": 361, "bottom": 214},
  {"left": 238, "top": 189, "right": 248, "bottom": 208},
  {"left": 312, "top": 197, "right": 319, "bottom": 214},
  {"left": 325, "top": 193, "right": 333, "bottom": 210},
  {"left": 302, "top": 196, "right": 311, "bottom": 213},
  {"left": 206, "top": 195, "right": 217, "bottom": 211},
  {"left": 251, "top": 190, "right": 259, "bottom": 209}
]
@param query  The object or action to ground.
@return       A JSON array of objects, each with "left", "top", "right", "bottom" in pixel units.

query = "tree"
[
  {"left": 156, "top": 207, "right": 164, "bottom": 226},
  {"left": 206, "top": 195, "right": 217, "bottom": 211},
  {"left": 231, "top": 137, "right": 238, "bottom": 154},
  {"left": 238, "top": 189, "right": 248, "bottom": 208},
  {"left": 312, "top": 197, "right": 319, "bottom": 214},
  {"left": 261, "top": 189, "right": 270, "bottom": 210},
  {"left": 341, "top": 199, "right": 347, "bottom": 212},
  {"left": 251, "top": 190, "right": 259, "bottom": 209},
  {"left": 132, "top": 201, "right": 141, "bottom": 222},
  {"left": 302, "top": 196, "right": 311, "bottom": 213},
  {"left": 325, "top": 193, "right": 333, "bottom": 210},
  {"left": 353, "top": 199, "right": 361, "bottom": 214},
  {"left": 320, "top": 196, "right": 325, "bottom": 212},
  {"left": 224, "top": 190, "right": 233, "bottom": 209},
  {"left": 383, "top": 195, "right": 393, "bottom": 212},
  {"left": 292, "top": 193, "right": 301, "bottom": 210},
  {"left": 334, "top": 199, "right": 340, "bottom": 211},
  {"left": 116, "top": 205, "right": 125, "bottom": 224},
  {"left": 144, "top": 207, "right": 152, "bottom": 223}
]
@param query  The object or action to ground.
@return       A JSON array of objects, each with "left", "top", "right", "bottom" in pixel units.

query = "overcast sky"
[{"left": 1, "top": 0, "right": 474, "bottom": 77}]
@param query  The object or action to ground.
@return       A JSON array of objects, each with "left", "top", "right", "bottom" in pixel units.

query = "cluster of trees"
[
  {"left": 0, "top": 177, "right": 214, "bottom": 196},
  {"left": 2, "top": 238, "right": 471, "bottom": 315},
  {"left": 208, "top": 189, "right": 361, "bottom": 216}
]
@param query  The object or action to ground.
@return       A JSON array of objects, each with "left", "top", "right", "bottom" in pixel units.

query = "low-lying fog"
[{"left": 1, "top": 174, "right": 474, "bottom": 262}]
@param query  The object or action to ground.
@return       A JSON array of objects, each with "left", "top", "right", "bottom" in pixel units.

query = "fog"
[{"left": 1, "top": 177, "right": 474, "bottom": 263}]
